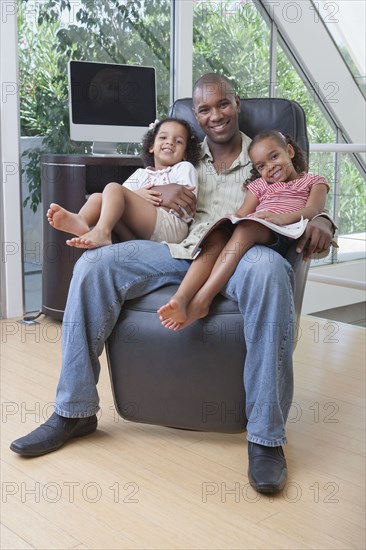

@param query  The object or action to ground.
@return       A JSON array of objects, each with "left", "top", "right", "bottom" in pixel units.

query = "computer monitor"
[{"left": 68, "top": 60, "right": 157, "bottom": 155}]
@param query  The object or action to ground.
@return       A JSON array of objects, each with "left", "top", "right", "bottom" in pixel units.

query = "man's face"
[{"left": 192, "top": 81, "right": 240, "bottom": 144}]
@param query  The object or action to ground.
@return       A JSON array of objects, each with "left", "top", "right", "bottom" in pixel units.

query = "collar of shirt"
[
  {"left": 199, "top": 132, "right": 251, "bottom": 172},
  {"left": 145, "top": 165, "right": 173, "bottom": 175}
]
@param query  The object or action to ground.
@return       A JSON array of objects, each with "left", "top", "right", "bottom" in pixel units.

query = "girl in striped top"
[{"left": 158, "top": 130, "right": 330, "bottom": 331}]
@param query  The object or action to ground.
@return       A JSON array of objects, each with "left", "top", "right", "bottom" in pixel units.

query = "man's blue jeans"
[{"left": 55, "top": 240, "right": 295, "bottom": 447}]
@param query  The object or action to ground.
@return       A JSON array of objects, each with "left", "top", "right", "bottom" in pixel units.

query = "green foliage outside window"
[
  {"left": 193, "top": 1, "right": 270, "bottom": 98},
  {"left": 18, "top": 2, "right": 80, "bottom": 211},
  {"left": 18, "top": 0, "right": 170, "bottom": 211}
]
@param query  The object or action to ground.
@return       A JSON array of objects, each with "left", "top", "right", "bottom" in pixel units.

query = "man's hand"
[
  {"left": 134, "top": 184, "right": 163, "bottom": 206},
  {"left": 296, "top": 216, "right": 334, "bottom": 261},
  {"left": 155, "top": 184, "right": 197, "bottom": 218}
]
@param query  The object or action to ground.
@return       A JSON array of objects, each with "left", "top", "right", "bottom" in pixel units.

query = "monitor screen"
[{"left": 68, "top": 60, "right": 157, "bottom": 155}]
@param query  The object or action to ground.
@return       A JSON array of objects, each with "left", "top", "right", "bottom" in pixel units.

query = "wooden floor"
[{"left": 1, "top": 315, "right": 365, "bottom": 550}]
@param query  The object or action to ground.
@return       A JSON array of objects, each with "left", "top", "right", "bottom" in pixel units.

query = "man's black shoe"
[
  {"left": 10, "top": 412, "right": 98, "bottom": 457},
  {"left": 248, "top": 442, "right": 287, "bottom": 494}
]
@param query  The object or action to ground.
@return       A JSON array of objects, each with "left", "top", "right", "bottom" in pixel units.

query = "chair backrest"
[{"left": 169, "top": 97, "right": 309, "bottom": 160}]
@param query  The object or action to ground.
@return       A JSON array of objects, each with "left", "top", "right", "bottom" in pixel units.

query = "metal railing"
[
  {"left": 310, "top": 144, "right": 366, "bottom": 153},
  {"left": 308, "top": 142, "right": 365, "bottom": 265},
  {"left": 307, "top": 272, "right": 366, "bottom": 291}
]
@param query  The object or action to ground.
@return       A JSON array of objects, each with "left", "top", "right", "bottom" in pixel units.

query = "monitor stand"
[{"left": 91, "top": 141, "right": 136, "bottom": 157}]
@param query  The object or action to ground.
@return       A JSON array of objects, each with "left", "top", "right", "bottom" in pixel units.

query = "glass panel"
[
  {"left": 193, "top": 0, "right": 271, "bottom": 97},
  {"left": 18, "top": 0, "right": 171, "bottom": 313},
  {"left": 308, "top": 150, "right": 337, "bottom": 266},
  {"left": 312, "top": 0, "right": 366, "bottom": 97},
  {"left": 337, "top": 153, "right": 366, "bottom": 262},
  {"left": 307, "top": 151, "right": 365, "bottom": 264},
  {"left": 276, "top": 41, "right": 336, "bottom": 144}
]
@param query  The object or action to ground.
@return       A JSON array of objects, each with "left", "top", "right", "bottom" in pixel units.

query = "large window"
[
  {"left": 18, "top": 0, "right": 171, "bottom": 312},
  {"left": 193, "top": 0, "right": 271, "bottom": 96}
]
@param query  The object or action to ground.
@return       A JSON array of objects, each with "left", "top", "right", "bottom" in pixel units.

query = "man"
[{"left": 11, "top": 74, "right": 334, "bottom": 494}]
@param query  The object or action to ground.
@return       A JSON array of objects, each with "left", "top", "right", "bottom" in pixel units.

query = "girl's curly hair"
[
  {"left": 245, "top": 129, "right": 308, "bottom": 185},
  {"left": 140, "top": 117, "right": 201, "bottom": 168}
]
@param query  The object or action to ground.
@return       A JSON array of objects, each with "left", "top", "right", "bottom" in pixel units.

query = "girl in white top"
[{"left": 47, "top": 118, "right": 200, "bottom": 248}]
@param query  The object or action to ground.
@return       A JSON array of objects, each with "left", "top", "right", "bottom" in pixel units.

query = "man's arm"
[
  {"left": 296, "top": 215, "right": 337, "bottom": 261},
  {"left": 155, "top": 184, "right": 197, "bottom": 218},
  {"left": 134, "top": 184, "right": 165, "bottom": 206}
]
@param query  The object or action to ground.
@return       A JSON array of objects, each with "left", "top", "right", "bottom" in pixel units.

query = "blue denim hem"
[
  {"left": 247, "top": 434, "right": 288, "bottom": 447},
  {"left": 54, "top": 405, "right": 100, "bottom": 419}
]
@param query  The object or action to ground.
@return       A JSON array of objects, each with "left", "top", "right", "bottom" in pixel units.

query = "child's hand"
[
  {"left": 253, "top": 211, "right": 287, "bottom": 225},
  {"left": 135, "top": 184, "right": 162, "bottom": 206}
]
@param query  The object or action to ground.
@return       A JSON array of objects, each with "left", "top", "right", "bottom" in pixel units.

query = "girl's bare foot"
[
  {"left": 47, "top": 203, "right": 89, "bottom": 236},
  {"left": 66, "top": 227, "right": 112, "bottom": 249},
  {"left": 161, "top": 318, "right": 182, "bottom": 331},
  {"left": 161, "top": 296, "right": 211, "bottom": 331},
  {"left": 157, "top": 296, "right": 189, "bottom": 324}
]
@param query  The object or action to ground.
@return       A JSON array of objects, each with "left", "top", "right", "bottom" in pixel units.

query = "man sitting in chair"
[{"left": 11, "top": 73, "right": 335, "bottom": 494}]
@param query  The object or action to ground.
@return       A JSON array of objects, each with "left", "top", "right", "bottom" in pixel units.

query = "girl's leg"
[
  {"left": 112, "top": 219, "right": 139, "bottom": 242},
  {"left": 167, "top": 221, "right": 274, "bottom": 330},
  {"left": 47, "top": 193, "right": 102, "bottom": 237},
  {"left": 67, "top": 183, "right": 159, "bottom": 248},
  {"left": 158, "top": 228, "right": 230, "bottom": 324}
]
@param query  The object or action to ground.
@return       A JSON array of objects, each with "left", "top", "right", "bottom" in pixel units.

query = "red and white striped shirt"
[{"left": 247, "top": 172, "right": 329, "bottom": 214}]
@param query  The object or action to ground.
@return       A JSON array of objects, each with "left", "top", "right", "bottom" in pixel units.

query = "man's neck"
[{"left": 207, "top": 132, "right": 242, "bottom": 174}]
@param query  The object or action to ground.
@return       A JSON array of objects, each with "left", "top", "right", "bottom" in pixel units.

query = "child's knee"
[
  {"left": 88, "top": 192, "right": 102, "bottom": 204},
  {"left": 104, "top": 181, "right": 121, "bottom": 192}
]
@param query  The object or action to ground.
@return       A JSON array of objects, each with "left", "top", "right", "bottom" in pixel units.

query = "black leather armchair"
[{"left": 105, "top": 97, "right": 310, "bottom": 433}]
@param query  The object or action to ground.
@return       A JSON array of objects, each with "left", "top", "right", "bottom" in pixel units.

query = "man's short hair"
[{"left": 193, "top": 73, "right": 237, "bottom": 104}]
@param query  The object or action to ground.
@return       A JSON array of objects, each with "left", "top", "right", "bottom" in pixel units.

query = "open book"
[{"left": 191, "top": 215, "right": 308, "bottom": 259}]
